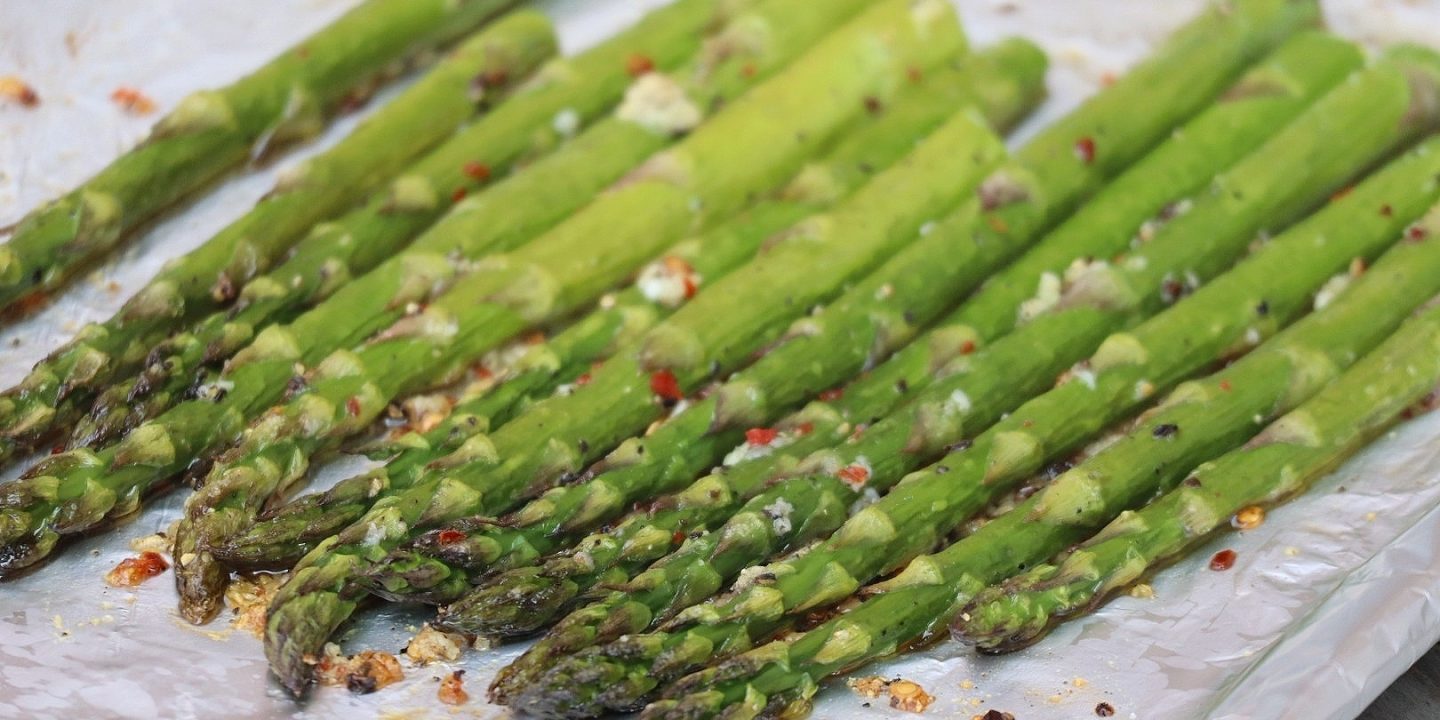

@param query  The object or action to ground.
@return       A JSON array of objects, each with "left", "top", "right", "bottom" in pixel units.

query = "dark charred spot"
[
  {"left": 1255, "top": 300, "right": 1269, "bottom": 316},
  {"left": 1152, "top": 423, "right": 1179, "bottom": 439}
]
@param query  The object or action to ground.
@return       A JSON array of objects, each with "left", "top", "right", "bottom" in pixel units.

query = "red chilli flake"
[
  {"left": 960, "top": 339, "right": 977, "bottom": 355},
  {"left": 345, "top": 397, "right": 363, "bottom": 418},
  {"left": 0, "top": 76, "right": 40, "bottom": 107},
  {"left": 837, "top": 465, "right": 870, "bottom": 488},
  {"left": 451, "top": 187, "right": 468, "bottom": 203},
  {"left": 746, "top": 427, "right": 780, "bottom": 446},
  {"left": 1408, "top": 225, "right": 1429, "bottom": 242},
  {"left": 575, "top": 372, "right": 593, "bottom": 387},
  {"left": 463, "top": 161, "right": 491, "bottom": 183},
  {"left": 1330, "top": 185, "right": 1354, "bottom": 202},
  {"left": 795, "top": 422, "right": 815, "bottom": 436},
  {"left": 105, "top": 551, "right": 170, "bottom": 587},
  {"left": 1209, "top": 549, "right": 1237, "bottom": 571},
  {"left": 1380, "top": 203, "right": 1394, "bottom": 217},
  {"left": 437, "top": 529, "right": 466, "bottom": 545},
  {"left": 1219, "top": 379, "right": 1233, "bottom": 392},
  {"left": 672, "top": 530, "right": 687, "bottom": 545},
  {"left": 626, "top": 53, "right": 656, "bottom": 77},
  {"left": 741, "top": 63, "right": 758, "bottom": 79},
  {"left": 650, "top": 369, "right": 683, "bottom": 402},
  {"left": 818, "top": 387, "right": 844, "bottom": 402},
  {"left": 1074, "top": 136, "right": 1097, "bottom": 165}
]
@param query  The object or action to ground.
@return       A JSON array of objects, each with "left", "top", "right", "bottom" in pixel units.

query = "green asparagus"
[
  {"left": 511, "top": 112, "right": 1440, "bottom": 717},
  {"left": 371, "top": 31, "right": 1359, "bottom": 612},
  {"left": 0, "top": 0, "right": 890, "bottom": 579},
  {"left": 0, "top": 12, "right": 557, "bottom": 463},
  {"left": 183, "top": 42, "right": 1042, "bottom": 618},
  {"left": 68, "top": 0, "right": 767, "bottom": 449},
  {"left": 245, "top": 0, "right": 976, "bottom": 694},
  {"left": 0, "top": 0, "right": 520, "bottom": 313},
  {"left": 356, "top": 40, "right": 1051, "bottom": 603},
  {"left": 640, "top": 215, "right": 1440, "bottom": 720},
  {"left": 956, "top": 211, "right": 1440, "bottom": 651}
]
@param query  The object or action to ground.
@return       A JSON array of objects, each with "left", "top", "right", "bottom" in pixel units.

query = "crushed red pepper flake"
[
  {"left": 1330, "top": 185, "right": 1354, "bottom": 202},
  {"left": 1209, "top": 548, "right": 1237, "bottom": 571},
  {"left": 650, "top": 369, "right": 683, "bottom": 402},
  {"left": 451, "top": 186, "right": 468, "bottom": 203},
  {"left": 575, "top": 372, "right": 593, "bottom": 387},
  {"left": 345, "top": 396, "right": 362, "bottom": 417},
  {"left": 746, "top": 427, "right": 780, "bottom": 446},
  {"left": 472, "top": 366, "right": 494, "bottom": 380},
  {"left": 795, "top": 421, "right": 815, "bottom": 436},
  {"left": 0, "top": 76, "right": 40, "bottom": 107},
  {"left": 1074, "top": 136, "right": 1097, "bottom": 165},
  {"left": 625, "top": 53, "right": 656, "bottom": 77},
  {"left": 463, "top": 161, "right": 492, "bottom": 182},
  {"left": 819, "top": 387, "right": 844, "bottom": 402},
  {"left": 1408, "top": 224, "right": 1429, "bottom": 242},
  {"left": 110, "top": 86, "right": 156, "bottom": 114},
  {"left": 672, "top": 530, "right": 686, "bottom": 545},
  {"left": 1219, "top": 379, "right": 1233, "bottom": 392},
  {"left": 837, "top": 464, "right": 870, "bottom": 488},
  {"left": 436, "top": 529, "right": 466, "bottom": 545},
  {"left": 741, "top": 63, "right": 758, "bottom": 79},
  {"left": 1380, "top": 203, "right": 1394, "bottom": 217},
  {"left": 105, "top": 551, "right": 169, "bottom": 587},
  {"left": 663, "top": 256, "right": 700, "bottom": 299},
  {"left": 960, "top": 339, "right": 977, "bottom": 355}
]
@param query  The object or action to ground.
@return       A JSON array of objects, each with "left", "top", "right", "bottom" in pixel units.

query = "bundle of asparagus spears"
[{"left": 3, "top": 0, "right": 1439, "bottom": 715}]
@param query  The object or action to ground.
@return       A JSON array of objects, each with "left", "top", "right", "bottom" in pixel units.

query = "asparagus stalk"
[
  {"left": 0, "top": 0, "right": 892, "bottom": 579},
  {"left": 643, "top": 217, "right": 1440, "bottom": 720},
  {"left": 0, "top": 12, "right": 558, "bottom": 463},
  {"left": 354, "top": 41, "right": 1049, "bottom": 450},
  {"left": 956, "top": 219, "right": 1440, "bottom": 652},
  {"left": 246, "top": 0, "right": 974, "bottom": 694},
  {"left": 305, "top": 0, "right": 1323, "bottom": 614},
  {"left": 0, "top": 0, "right": 520, "bottom": 314},
  {"left": 184, "top": 46, "right": 1037, "bottom": 616},
  {"left": 356, "top": 40, "right": 1049, "bottom": 603},
  {"left": 375, "top": 31, "right": 1359, "bottom": 611},
  {"left": 511, "top": 110, "right": 1440, "bottom": 718},
  {"left": 170, "top": 0, "right": 976, "bottom": 625},
  {"left": 66, "top": 0, "right": 765, "bottom": 449}
]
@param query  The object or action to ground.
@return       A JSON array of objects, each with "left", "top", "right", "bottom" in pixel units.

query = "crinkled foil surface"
[{"left": 3, "top": 1, "right": 1440, "bottom": 718}]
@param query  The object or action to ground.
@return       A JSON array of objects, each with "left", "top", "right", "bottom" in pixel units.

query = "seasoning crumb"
[
  {"left": 111, "top": 86, "right": 157, "bottom": 114},
  {"left": 960, "top": 679, "right": 975, "bottom": 690},
  {"left": 1073, "top": 676, "right": 1089, "bottom": 689},
  {"left": 1284, "top": 546, "right": 1300, "bottom": 557},
  {"left": 975, "top": 710, "right": 1015, "bottom": 720},
  {"left": 1365, "top": 511, "right": 1377, "bottom": 522},
  {"left": 0, "top": 76, "right": 40, "bottom": 107},
  {"left": 1232, "top": 505, "right": 1265, "bottom": 530},
  {"left": 404, "top": 623, "right": 467, "bottom": 665},
  {"left": 313, "top": 644, "right": 404, "bottom": 694},
  {"left": 105, "top": 551, "right": 170, "bottom": 587},
  {"left": 1096, "top": 701, "right": 1117, "bottom": 717},
  {"left": 224, "top": 573, "right": 285, "bottom": 638},
  {"left": 437, "top": 670, "right": 469, "bottom": 705},
  {"left": 849, "top": 676, "right": 934, "bottom": 712},
  {"left": 128, "top": 532, "right": 170, "bottom": 554},
  {"left": 1129, "top": 583, "right": 1155, "bottom": 599}
]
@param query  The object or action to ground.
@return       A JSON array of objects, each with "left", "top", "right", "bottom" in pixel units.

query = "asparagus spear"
[
  {"left": 0, "top": 0, "right": 520, "bottom": 314},
  {"left": 168, "top": 0, "right": 977, "bottom": 625},
  {"left": 0, "top": 0, "right": 894, "bottom": 579},
  {"left": 243, "top": 0, "right": 974, "bottom": 693},
  {"left": 355, "top": 40, "right": 1049, "bottom": 602},
  {"left": 66, "top": 0, "right": 768, "bottom": 449},
  {"left": 184, "top": 45, "right": 1037, "bottom": 616},
  {"left": 300, "top": 0, "right": 1322, "bottom": 604},
  {"left": 511, "top": 108, "right": 1440, "bottom": 718},
  {"left": 957, "top": 220, "right": 1440, "bottom": 653},
  {"left": 642, "top": 216, "right": 1440, "bottom": 720},
  {"left": 0, "top": 12, "right": 558, "bottom": 463},
  {"left": 372, "top": 31, "right": 1359, "bottom": 608},
  {"left": 354, "top": 41, "right": 1049, "bottom": 447}
]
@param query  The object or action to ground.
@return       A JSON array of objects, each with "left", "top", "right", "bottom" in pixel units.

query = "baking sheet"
[{"left": 3, "top": 1, "right": 1440, "bottom": 718}]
